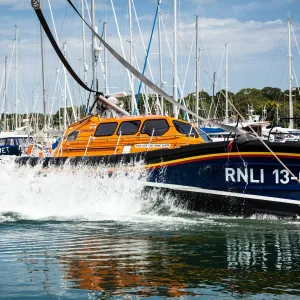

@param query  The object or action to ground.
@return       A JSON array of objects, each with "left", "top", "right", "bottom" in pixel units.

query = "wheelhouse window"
[
  {"left": 196, "top": 128, "right": 211, "bottom": 142},
  {"left": 67, "top": 131, "right": 79, "bottom": 141},
  {"left": 141, "top": 119, "right": 169, "bottom": 136},
  {"left": 5, "top": 138, "right": 15, "bottom": 146},
  {"left": 117, "top": 120, "right": 141, "bottom": 135},
  {"left": 94, "top": 122, "right": 118, "bottom": 137},
  {"left": 173, "top": 120, "right": 198, "bottom": 137},
  {"left": 0, "top": 139, "right": 5, "bottom": 146}
]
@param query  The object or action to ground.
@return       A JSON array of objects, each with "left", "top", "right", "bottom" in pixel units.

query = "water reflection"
[
  {"left": 1, "top": 220, "right": 300, "bottom": 298},
  {"left": 53, "top": 222, "right": 300, "bottom": 297}
]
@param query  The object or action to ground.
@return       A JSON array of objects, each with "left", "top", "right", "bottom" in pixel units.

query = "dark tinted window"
[
  {"left": 141, "top": 119, "right": 169, "bottom": 136},
  {"left": 117, "top": 121, "right": 141, "bottom": 135},
  {"left": 5, "top": 138, "right": 15, "bottom": 146},
  {"left": 196, "top": 128, "right": 211, "bottom": 142},
  {"left": 67, "top": 131, "right": 79, "bottom": 141},
  {"left": 94, "top": 122, "right": 117, "bottom": 137},
  {"left": 173, "top": 120, "right": 198, "bottom": 137}
]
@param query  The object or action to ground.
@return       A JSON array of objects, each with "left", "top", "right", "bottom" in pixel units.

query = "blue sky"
[{"left": 0, "top": 0, "right": 299, "bottom": 115}]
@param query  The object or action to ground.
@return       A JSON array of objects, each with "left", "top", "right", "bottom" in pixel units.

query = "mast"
[
  {"left": 91, "top": 0, "right": 97, "bottom": 94},
  {"left": 40, "top": 0, "right": 47, "bottom": 129},
  {"left": 103, "top": 22, "right": 108, "bottom": 95},
  {"left": 81, "top": 0, "right": 88, "bottom": 104},
  {"left": 225, "top": 42, "right": 229, "bottom": 124},
  {"left": 128, "top": 0, "right": 135, "bottom": 112},
  {"left": 63, "top": 41, "right": 67, "bottom": 129},
  {"left": 4, "top": 56, "right": 7, "bottom": 131},
  {"left": 158, "top": 6, "right": 163, "bottom": 115},
  {"left": 212, "top": 71, "right": 216, "bottom": 119},
  {"left": 288, "top": 18, "right": 293, "bottom": 129},
  {"left": 195, "top": 15, "right": 199, "bottom": 124},
  {"left": 173, "top": 0, "right": 178, "bottom": 117},
  {"left": 15, "top": 25, "right": 19, "bottom": 129}
]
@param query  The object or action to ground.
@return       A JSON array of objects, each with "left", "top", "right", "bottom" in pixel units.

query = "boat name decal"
[
  {"left": 0, "top": 147, "right": 10, "bottom": 154},
  {"left": 81, "top": 129, "right": 94, "bottom": 132},
  {"left": 135, "top": 144, "right": 171, "bottom": 148},
  {"left": 225, "top": 167, "right": 300, "bottom": 185}
]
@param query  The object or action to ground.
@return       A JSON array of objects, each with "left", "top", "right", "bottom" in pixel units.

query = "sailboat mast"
[
  {"left": 212, "top": 71, "right": 216, "bottom": 119},
  {"left": 225, "top": 42, "right": 229, "bottom": 124},
  {"left": 81, "top": 0, "right": 88, "bottom": 104},
  {"left": 4, "top": 56, "right": 7, "bottom": 131},
  {"left": 15, "top": 25, "right": 19, "bottom": 129},
  {"left": 91, "top": 0, "right": 97, "bottom": 94},
  {"left": 63, "top": 41, "right": 67, "bottom": 129},
  {"left": 288, "top": 18, "right": 293, "bottom": 129},
  {"left": 103, "top": 22, "right": 108, "bottom": 95},
  {"left": 40, "top": 0, "right": 47, "bottom": 129},
  {"left": 128, "top": 0, "right": 135, "bottom": 111},
  {"left": 158, "top": 6, "right": 163, "bottom": 115},
  {"left": 195, "top": 15, "right": 199, "bottom": 125},
  {"left": 173, "top": 0, "right": 178, "bottom": 117}
]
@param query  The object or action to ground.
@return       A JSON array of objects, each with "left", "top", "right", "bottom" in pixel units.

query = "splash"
[{"left": 0, "top": 158, "right": 187, "bottom": 222}]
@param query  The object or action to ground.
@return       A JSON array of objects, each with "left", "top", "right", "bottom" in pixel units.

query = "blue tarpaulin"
[{"left": 201, "top": 127, "right": 225, "bottom": 133}]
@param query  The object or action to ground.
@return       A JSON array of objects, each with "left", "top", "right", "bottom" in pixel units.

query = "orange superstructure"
[{"left": 53, "top": 115, "right": 205, "bottom": 158}]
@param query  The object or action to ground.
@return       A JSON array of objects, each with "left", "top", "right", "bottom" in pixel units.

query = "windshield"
[{"left": 173, "top": 120, "right": 198, "bottom": 137}]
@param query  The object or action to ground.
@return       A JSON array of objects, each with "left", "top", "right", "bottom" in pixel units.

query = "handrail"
[
  {"left": 147, "top": 129, "right": 155, "bottom": 151},
  {"left": 62, "top": 134, "right": 195, "bottom": 144},
  {"left": 186, "top": 126, "right": 193, "bottom": 145},
  {"left": 84, "top": 135, "right": 92, "bottom": 156},
  {"left": 114, "top": 131, "right": 122, "bottom": 155}
]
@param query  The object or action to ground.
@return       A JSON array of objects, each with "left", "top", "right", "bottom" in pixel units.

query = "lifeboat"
[
  {"left": 21, "top": 1, "right": 300, "bottom": 217},
  {"left": 53, "top": 115, "right": 205, "bottom": 158},
  {"left": 16, "top": 105, "right": 300, "bottom": 217}
]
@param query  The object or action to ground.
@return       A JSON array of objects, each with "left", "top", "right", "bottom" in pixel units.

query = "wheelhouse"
[{"left": 54, "top": 116, "right": 207, "bottom": 157}]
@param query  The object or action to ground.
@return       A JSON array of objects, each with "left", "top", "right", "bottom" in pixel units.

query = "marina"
[{"left": 1, "top": 0, "right": 300, "bottom": 299}]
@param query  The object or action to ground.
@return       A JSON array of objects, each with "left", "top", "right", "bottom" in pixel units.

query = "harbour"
[
  {"left": 1, "top": 161, "right": 300, "bottom": 299},
  {"left": 1, "top": 0, "right": 300, "bottom": 298},
  {"left": 2, "top": 210, "right": 300, "bottom": 298}
]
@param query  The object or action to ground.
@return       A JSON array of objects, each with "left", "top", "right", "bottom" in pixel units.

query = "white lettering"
[
  {"left": 280, "top": 169, "right": 289, "bottom": 184},
  {"left": 273, "top": 169, "right": 290, "bottom": 184},
  {"left": 0, "top": 147, "right": 9, "bottom": 154},
  {"left": 237, "top": 168, "right": 248, "bottom": 183},
  {"left": 250, "top": 169, "right": 259, "bottom": 183},
  {"left": 225, "top": 168, "right": 236, "bottom": 182},
  {"left": 260, "top": 169, "right": 264, "bottom": 183},
  {"left": 273, "top": 169, "right": 279, "bottom": 184}
]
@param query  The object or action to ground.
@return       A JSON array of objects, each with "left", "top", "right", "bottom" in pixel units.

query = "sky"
[{"left": 0, "top": 0, "right": 299, "bottom": 114}]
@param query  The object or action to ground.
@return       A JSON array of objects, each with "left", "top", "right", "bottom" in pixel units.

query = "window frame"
[
  {"left": 117, "top": 120, "right": 141, "bottom": 136},
  {"left": 94, "top": 122, "right": 118, "bottom": 137},
  {"left": 172, "top": 120, "right": 199, "bottom": 137},
  {"left": 141, "top": 119, "right": 170, "bottom": 137}
]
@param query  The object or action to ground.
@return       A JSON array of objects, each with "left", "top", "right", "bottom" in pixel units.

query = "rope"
[{"left": 31, "top": 0, "right": 96, "bottom": 94}]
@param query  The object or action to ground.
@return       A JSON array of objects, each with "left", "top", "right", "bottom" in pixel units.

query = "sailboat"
[{"left": 18, "top": 0, "right": 300, "bottom": 217}]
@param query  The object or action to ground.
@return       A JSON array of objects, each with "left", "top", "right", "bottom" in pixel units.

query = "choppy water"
[{"left": 1, "top": 159, "right": 300, "bottom": 299}]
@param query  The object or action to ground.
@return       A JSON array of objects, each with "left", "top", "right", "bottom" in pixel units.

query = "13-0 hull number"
[{"left": 225, "top": 167, "right": 299, "bottom": 185}]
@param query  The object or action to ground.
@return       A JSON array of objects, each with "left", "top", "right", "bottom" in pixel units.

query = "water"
[{"left": 1, "top": 159, "right": 300, "bottom": 299}]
